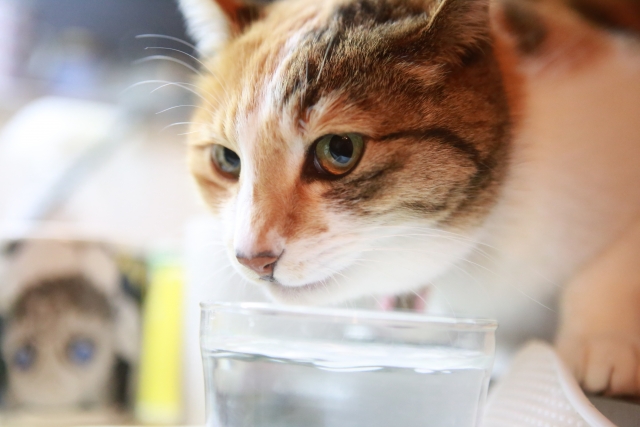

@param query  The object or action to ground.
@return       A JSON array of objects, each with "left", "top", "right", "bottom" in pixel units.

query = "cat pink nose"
[{"left": 236, "top": 253, "right": 279, "bottom": 278}]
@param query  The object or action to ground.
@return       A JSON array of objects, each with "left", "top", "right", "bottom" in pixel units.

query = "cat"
[
  {"left": 0, "top": 240, "right": 139, "bottom": 408},
  {"left": 177, "top": 0, "right": 640, "bottom": 396}
]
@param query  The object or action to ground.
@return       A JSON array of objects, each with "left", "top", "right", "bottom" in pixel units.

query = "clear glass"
[{"left": 200, "top": 302, "right": 497, "bottom": 427}]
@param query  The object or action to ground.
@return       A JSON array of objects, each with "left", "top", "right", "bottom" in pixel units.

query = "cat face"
[
  {"left": 182, "top": 0, "right": 512, "bottom": 304},
  {"left": 2, "top": 276, "right": 115, "bottom": 407}
]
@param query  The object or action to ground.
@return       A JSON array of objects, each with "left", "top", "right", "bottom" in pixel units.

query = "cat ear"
[
  {"left": 178, "top": 0, "right": 265, "bottom": 57},
  {"left": 425, "top": 0, "right": 491, "bottom": 60}
]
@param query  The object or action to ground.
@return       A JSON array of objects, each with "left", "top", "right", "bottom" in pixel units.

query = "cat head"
[
  {"left": 180, "top": 0, "right": 512, "bottom": 304},
  {"left": 2, "top": 275, "right": 116, "bottom": 407}
]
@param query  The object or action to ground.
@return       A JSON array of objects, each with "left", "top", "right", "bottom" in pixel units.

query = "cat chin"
[
  {"left": 256, "top": 260, "right": 448, "bottom": 306},
  {"left": 262, "top": 275, "right": 429, "bottom": 306}
]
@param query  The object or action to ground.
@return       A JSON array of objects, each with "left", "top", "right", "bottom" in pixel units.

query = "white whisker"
[
  {"left": 161, "top": 121, "right": 207, "bottom": 132},
  {"left": 136, "top": 34, "right": 198, "bottom": 52},
  {"left": 316, "top": 34, "right": 336, "bottom": 83},
  {"left": 150, "top": 81, "right": 221, "bottom": 107},
  {"left": 156, "top": 104, "right": 210, "bottom": 115},
  {"left": 145, "top": 46, "right": 216, "bottom": 76},
  {"left": 134, "top": 55, "right": 202, "bottom": 76},
  {"left": 122, "top": 80, "right": 216, "bottom": 108}
]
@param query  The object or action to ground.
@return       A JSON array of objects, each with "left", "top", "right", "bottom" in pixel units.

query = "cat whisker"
[
  {"left": 151, "top": 82, "right": 225, "bottom": 107},
  {"left": 408, "top": 288, "right": 429, "bottom": 308},
  {"left": 121, "top": 79, "right": 174, "bottom": 93},
  {"left": 356, "top": 224, "right": 498, "bottom": 250},
  {"left": 357, "top": 223, "right": 485, "bottom": 241},
  {"left": 156, "top": 104, "right": 209, "bottom": 115},
  {"left": 213, "top": 270, "right": 249, "bottom": 300},
  {"left": 348, "top": 232, "right": 478, "bottom": 253},
  {"left": 196, "top": 245, "right": 228, "bottom": 256},
  {"left": 354, "top": 244, "right": 500, "bottom": 283},
  {"left": 301, "top": 58, "right": 310, "bottom": 108},
  {"left": 353, "top": 242, "right": 555, "bottom": 312},
  {"left": 202, "top": 246, "right": 229, "bottom": 256},
  {"left": 420, "top": 282, "right": 459, "bottom": 346},
  {"left": 133, "top": 55, "right": 203, "bottom": 76},
  {"left": 368, "top": 293, "right": 385, "bottom": 309},
  {"left": 334, "top": 259, "right": 462, "bottom": 317},
  {"left": 425, "top": 281, "right": 458, "bottom": 318},
  {"left": 381, "top": 237, "right": 563, "bottom": 300},
  {"left": 149, "top": 81, "right": 195, "bottom": 92},
  {"left": 136, "top": 34, "right": 198, "bottom": 53},
  {"left": 366, "top": 228, "right": 560, "bottom": 288},
  {"left": 320, "top": 265, "right": 349, "bottom": 284},
  {"left": 347, "top": 232, "right": 480, "bottom": 248},
  {"left": 214, "top": 75, "right": 233, "bottom": 106},
  {"left": 212, "top": 268, "right": 236, "bottom": 284},
  {"left": 343, "top": 258, "right": 470, "bottom": 317},
  {"left": 316, "top": 33, "right": 336, "bottom": 83},
  {"left": 203, "top": 263, "right": 237, "bottom": 283},
  {"left": 123, "top": 80, "right": 217, "bottom": 108},
  {"left": 196, "top": 244, "right": 227, "bottom": 251},
  {"left": 295, "top": 232, "right": 546, "bottom": 302},
  {"left": 355, "top": 225, "right": 562, "bottom": 290},
  {"left": 443, "top": 263, "right": 498, "bottom": 314},
  {"left": 153, "top": 83, "right": 219, "bottom": 108},
  {"left": 161, "top": 121, "right": 208, "bottom": 132},
  {"left": 320, "top": 277, "right": 335, "bottom": 300},
  {"left": 145, "top": 46, "right": 216, "bottom": 76},
  {"left": 391, "top": 246, "right": 552, "bottom": 310}
]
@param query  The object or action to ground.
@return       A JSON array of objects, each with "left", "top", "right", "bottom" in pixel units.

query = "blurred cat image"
[
  {"left": 178, "top": 0, "right": 640, "bottom": 396},
  {"left": 0, "top": 240, "right": 140, "bottom": 409}
]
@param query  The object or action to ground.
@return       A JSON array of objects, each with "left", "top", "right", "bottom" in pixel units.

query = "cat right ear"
[{"left": 178, "top": 0, "right": 265, "bottom": 57}]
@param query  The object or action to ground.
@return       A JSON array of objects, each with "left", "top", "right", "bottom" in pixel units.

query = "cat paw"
[{"left": 556, "top": 334, "right": 640, "bottom": 396}]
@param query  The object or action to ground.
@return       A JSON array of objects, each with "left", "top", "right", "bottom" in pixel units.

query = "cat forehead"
[
  {"left": 260, "top": 0, "right": 441, "bottom": 105},
  {"left": 198, "top": 0, "right": 449, "bottom": 140}
]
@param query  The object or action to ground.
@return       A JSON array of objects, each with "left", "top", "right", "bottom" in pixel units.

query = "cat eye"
[
  {"left": 13, "top": 344, "right": 36, "bottom": 371},
  {"left": 210, "top": 144, "right": 241, "bottom": 179},
  {"left": 314, "top": 133, "right": 364, "bottom": 176},
  {"left": 67, "top": 338, "right": 96, "bottom": 365}
]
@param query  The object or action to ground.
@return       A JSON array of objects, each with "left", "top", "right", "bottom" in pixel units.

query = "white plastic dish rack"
[{"left": 483, "top": 341, "right": 622, "bottom": 427}]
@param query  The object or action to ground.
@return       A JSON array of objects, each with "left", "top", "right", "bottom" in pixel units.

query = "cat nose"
[{"left": 236, "top": 252, "right": 280, "bottom": 278}]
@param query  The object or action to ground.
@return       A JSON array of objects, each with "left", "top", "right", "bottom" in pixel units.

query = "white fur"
[{"left": 178, "top": 0, "right": 232, "bottom": 57}]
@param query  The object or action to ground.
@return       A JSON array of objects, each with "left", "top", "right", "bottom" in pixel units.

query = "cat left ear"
[
  {"left": 178, "top": 0, "right": 267, "bottom": 57},
  {"left": 425, "top": 0, "right": 491, "bottom": 60}
]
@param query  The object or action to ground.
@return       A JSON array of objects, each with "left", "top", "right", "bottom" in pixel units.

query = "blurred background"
[
  {"left": 0, "top": 0, "right": 230, "bottom": 425},
  {"left": 0, "top": 0, "right": 207, "bottom": 241}
]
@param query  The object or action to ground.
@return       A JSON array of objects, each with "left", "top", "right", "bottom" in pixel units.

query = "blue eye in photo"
[
  {"left": 67, "top": 338, "right": 96, "bottom": 365},
  {"left": 13, "top": 344, "right": 36, "bottom": 371}
]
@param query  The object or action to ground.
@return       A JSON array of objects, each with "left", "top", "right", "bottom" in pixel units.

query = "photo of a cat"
[
  {"left": 177, "top": 0, "right": 640, "bottom": 425},
  {"left": 0, "top": 0, "right": 639, "bottom": 426},
  {"left": 1, "top": 240, "right": 140, "bottom": 410}
]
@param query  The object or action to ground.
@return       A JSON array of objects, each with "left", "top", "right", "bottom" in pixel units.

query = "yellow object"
[{"left": 135, "top": 254, "right": 184, "bottom": 424}]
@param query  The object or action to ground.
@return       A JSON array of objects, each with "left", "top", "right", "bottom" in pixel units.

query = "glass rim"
[{"left": 200, "top": 301, "right": 498, "bottom": 331}]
